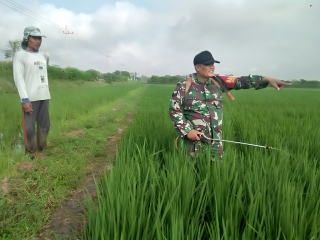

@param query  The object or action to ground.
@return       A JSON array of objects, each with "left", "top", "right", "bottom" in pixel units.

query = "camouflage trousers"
[
  {"left": 22, "top": 100, "right": 50, "bottom": 153},
  {"left": 181, "top": 137, "right": 223, "bottom": 160}
]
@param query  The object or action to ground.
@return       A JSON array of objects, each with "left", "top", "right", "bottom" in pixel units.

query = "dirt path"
[
  {"left": 35, "top": 162, "right": 111, "bottom": 240},
  {"left": 1, "top": 176, "right": 9, "bottom": 194},
  {"left": 35, "top": 112, "right": 136, "bottom": 240}
]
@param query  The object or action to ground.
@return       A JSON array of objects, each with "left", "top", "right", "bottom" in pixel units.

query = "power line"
[
  {"left": 0, "top": 1, "right": 63, "bottom": 31},
  {"left": 0, "top": 0, "right": 105, "bottom": 56},
  {"left": 5, "top": 0, "right": 100, "bottom": 51},
  {"left": 3, "top": 0, "right": 98, "bottom": 51},
  {"left": 4, "top": 0, "right": 65, "bottom": 30}
]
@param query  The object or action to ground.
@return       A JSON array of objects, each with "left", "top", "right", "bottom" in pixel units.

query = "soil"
[
  {"left": 35, "top": 111, "right": 136, "bottom": 239},
  {"left": 1, "top": 176, "right": 9, "bottom": 194},
  {"left": 17, "top": 162, "right": 35, "bottom": 172},
  {"left": 35, "top": 161, "right": 111, "bottom": 240},
  {"left": 112, "top": 102, "right": 124, "bottom": 111},
  {"left": 53, "top": 148, "right": 63, "bottom": 154},
  {"left": 35, "top": 154, "right": 113, "bottom": 240},
  {"left": 62, "top": 130, "right": 87, "bottom": 138},
  {"left": 36, "top": 153, "right": 48, "bottom": 161}
]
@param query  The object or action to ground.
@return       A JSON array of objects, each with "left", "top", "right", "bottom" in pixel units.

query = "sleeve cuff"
[
  {"left": 252, "top": 75, "right": 269, "bottom": 90},
  {"left": 180, "top": 126, "right": 193, "bottom": 138},
  {"left": 21, "top": 98, "right": 30, "bottom": 103}
]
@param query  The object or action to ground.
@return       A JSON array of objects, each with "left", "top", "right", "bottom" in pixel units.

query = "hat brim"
[
  {"left": 29, "top": 33, "right": 47, "bottom": 38},
  {"left": 202, "top": 59, "right": 220, "bottom": 65}
]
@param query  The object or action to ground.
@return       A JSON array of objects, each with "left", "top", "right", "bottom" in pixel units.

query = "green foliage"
[
  {"left": 114, "top": 70, "right": 130, "bottom": 77},
  {"left": 147, "top": 75, "right": 320, "bottom": 88},
  {"left": 102, "top": 71, "right": 129, "bottom": 84},
  {"left": 0, "top": 61, "right": 14, "bottom": 81},
  {"left": 61, "top": 67, "right": 100, "bottom": 81},
  {"left": 148, "top": 75, "right": 184, "bottom": 84},
  {"left": 0, "top": 61, "right": 13, "bottom": 71},
  {"left": 2, "top": 40, "right": 21, "bottom": 61},
  {"left": 47, "top": 65, "right": 88, "bottom": 81},
  {"left": 0, "top": 83, "right": 145, "bottom": 239},
  {"left": 84, "top": 86, "right": 320, "bottom": 239},
  {"left": 85, "top": 69, "right": 101, "bottom": 80},
  {"left": 0, "top": 61, "right": 102, "bottom": 85},
  {"left": 0, "top": 61, "right": 16, "bottom": 94},
  {"left": 102, "top": 73, "right": 115, "bottom": 84},
  {"left": 287, "top": 80, "right": 320, "bottom": 88}
]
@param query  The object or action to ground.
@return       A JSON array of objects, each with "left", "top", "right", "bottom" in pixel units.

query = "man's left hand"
[{"left": 261, "top": 76, "right": 291, "bottom": 90}]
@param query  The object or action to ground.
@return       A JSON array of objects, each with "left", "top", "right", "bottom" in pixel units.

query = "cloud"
[{"left": 0, "top": 0, "right": 319, "bottom": 79}]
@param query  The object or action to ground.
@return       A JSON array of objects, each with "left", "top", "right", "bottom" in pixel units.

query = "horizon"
[{"left": 0, "top": 0, "right": 319, "bottom": 80}]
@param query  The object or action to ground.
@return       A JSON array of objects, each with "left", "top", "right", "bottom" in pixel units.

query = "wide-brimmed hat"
[
  {"left": 193, "top": 51, "right": 220, "bottom": 65},
  {"left": 21, "top": 26, "right": 46, "bottom": 49}
]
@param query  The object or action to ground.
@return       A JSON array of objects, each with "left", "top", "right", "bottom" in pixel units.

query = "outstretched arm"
[
  {"left": 216, "top": 74, "right": 291, "bottom": 91},
  {"left": 260, "top": 76, "right": 291, "bottom": 90}
]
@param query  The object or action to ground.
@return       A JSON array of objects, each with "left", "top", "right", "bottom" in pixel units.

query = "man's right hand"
[
  {"left": 186, "top": 130, "right": 203, "bottom": 141},
  {"left": 22, "top": 102, "right": 33, "bottom": 114}
]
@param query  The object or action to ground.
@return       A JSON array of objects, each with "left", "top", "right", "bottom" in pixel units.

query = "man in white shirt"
[{"left": 13, "top": 26, "right": 51, "bottom": 154}]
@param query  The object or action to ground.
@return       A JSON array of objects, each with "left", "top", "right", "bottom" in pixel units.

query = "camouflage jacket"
[{"left": 169, "top": 73, "right": 268, "bottom": 155}]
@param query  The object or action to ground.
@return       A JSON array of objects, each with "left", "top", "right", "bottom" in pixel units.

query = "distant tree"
[
  {"left": 141, "top": 74, "right": 149, "bottom": 82},
  {"left": 114, "top": 70, "right": 121, "bottom": 75},
  {"left": 148, "top": 75, "right": 160, "bottom": 83},
  {"left": 129, "top": 72, "right": 134, "bottom": 80},
  {"left": 2, "top": 40, "right": 21, "bottom": 60},
  {"left": 113, "top": 70, "right": 130, "bottom": 81},
  {"left": 120, "top": 71, "right": 130, "bottom": 77},
  {"left": 85, "top": 69, "right": 101, "bottom": 81},
  {"left": 147, "top": 75, "right": 184, "bottom": 84},
  {"left": 170, "top": 76, "right": 181, "bottom": 83},
  {"left": 130, "top": 72, "right": 138, "bottom": 81},
  {"left": 103, "top": 73, "right": 116, "bottom": 84}
]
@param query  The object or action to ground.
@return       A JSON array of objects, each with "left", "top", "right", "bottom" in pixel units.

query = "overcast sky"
[{"left": 0, "top": 0, "right": 319, "bottom": 80}]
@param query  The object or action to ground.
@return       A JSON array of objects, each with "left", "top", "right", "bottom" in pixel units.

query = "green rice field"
[
  {"left": 0, "top": 82, "right": 146, "bottom": 238},
  {"left": 0, "top": 83, "right": 143, "bottom": 177},
  {"left": 84, "top": 86, "right": 320, "bottom": 239},
  {"left": 0, "top": 83, "right": 319, "bottom": 239}
]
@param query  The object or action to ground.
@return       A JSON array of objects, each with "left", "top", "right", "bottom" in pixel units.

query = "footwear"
[{"left": 41, "top": 150, "right": 51, "bottom": 156}]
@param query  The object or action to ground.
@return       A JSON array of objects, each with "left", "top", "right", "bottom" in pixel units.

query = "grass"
[
  {"left": 0, "top": 81, "right": 143, "bottom": 177},
  {"left": 0, "top": 60, "right": 102, "bottom": 95},
  {"left": 0, "top": 81, "right": 146, "bottom": 239},
  {"left": 84, "top": 86, "right": 320, "bottom": 239},
  {"left": 1, "top": 80, "right": 319, "bottom": 239}
]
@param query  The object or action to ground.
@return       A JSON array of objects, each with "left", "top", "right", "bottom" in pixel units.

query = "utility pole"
[
  {"left": 106, "top": 55, "right": 112, "bottom": 72},
  {"left": 63, "top": 25, "right": 74, "bottom": 68}
]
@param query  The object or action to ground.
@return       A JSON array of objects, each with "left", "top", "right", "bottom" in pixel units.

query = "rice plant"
[
  {"left": 0, "top": 83, "right": 143, "bottom": 176},
  {"left": 84, "top": 85, "right": 320, "bottom": 239}
]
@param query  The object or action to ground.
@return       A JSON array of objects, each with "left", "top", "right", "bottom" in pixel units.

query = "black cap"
[{"left": 193, "top": 51, "right": 220, "bottom": 65}]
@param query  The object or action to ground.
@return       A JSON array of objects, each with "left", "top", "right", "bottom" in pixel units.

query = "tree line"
[
  {"left": 0, "top": 60, "right": 135, "bottom": 83},
  {"left": 0, "top": 40, "right": 133, "bottom": 83},
  {"left": 283, "top": 79, "right": 320, "bottom": 88},
  {"left": 147, "top": 75, "right": 320, "bottom": 88},
  {"left": 147, "top": 75, "right": 185, "bottom": 84},
  {"left": 1, "top": 40, "right": 319, "bottom": 87}
]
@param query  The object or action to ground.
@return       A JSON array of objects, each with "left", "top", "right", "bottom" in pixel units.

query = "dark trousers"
[{"left": 22, "top": 100, "right": 50, "bottom": 153}]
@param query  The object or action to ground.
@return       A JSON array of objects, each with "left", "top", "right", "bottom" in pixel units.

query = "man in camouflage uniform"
[{"left": 169, "top": 50, "right": 291, "bottom": 158}]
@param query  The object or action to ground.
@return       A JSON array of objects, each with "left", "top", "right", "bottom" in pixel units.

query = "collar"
[
  {"left": 192, "top": 73, "right": 213, "bottom": 85},
  {"left": 23, "top": 49, "right": 39, "bottom": 53}
]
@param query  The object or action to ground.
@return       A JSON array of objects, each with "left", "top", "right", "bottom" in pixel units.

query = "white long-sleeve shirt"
[{"left": 13, "top": 49, "right": 51, "bottom": 102}]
